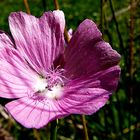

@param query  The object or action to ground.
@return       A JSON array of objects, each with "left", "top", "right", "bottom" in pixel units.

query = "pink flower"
[{"left": 0, "top": 10, "right": 121, "bottom": 128}]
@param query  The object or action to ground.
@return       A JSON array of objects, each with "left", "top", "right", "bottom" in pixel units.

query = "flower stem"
[
  {"left": 53, "top": 0, "right": 59, "bottom": 10},
  {"left": 108, "top": 0, "right": 124, "bottom": 55},
  {"left": 64, "top": 28, "right": 70, "bottom": 43},
  {"left": 33, "top": 129, "right": 41, "bottom": 140},
  {"left": 128, "top": 1, "right": 135, "bottom": 140},
  {"left": 81, "top": 115, "right": 89, "bottom": 140},
  {"left": 100, "top": 0, "right": 104, "bottom": 32},
  {"left": 23, "top": 0, "right": 31, "bottom": 14},
  {"left": 50, "top": 119, "right": 58, "bottom": 140}
]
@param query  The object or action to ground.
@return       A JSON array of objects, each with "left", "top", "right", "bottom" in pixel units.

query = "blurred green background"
[{"left": 0, "top": 0, "right": 140, "bottom": 140}]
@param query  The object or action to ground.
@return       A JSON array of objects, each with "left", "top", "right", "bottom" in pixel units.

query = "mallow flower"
[{"left": 0, "top": 10, "right": 121, "bottom": 128}]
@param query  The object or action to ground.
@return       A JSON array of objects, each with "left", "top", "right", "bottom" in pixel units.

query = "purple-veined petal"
[
  {"left": 39, "top": 11, "right": 65, "bottom": 68},
  {"left": 9, "top": 11, "right": 65, "bottom": 74},
  {"left": 61, "top": 88, "right": 109, "bottom": 115},
  {"left": 5, "top": 97, "right": 69, "bottom": 129},
  {"left": 66, "top": 66, "right": 121, "bottom": 92},
  {"left": 0, "top": 31, "right": 14, "bottom": 49},
  {"left": 0, "top": 47, "right": 38, "bottom": 98},
  {"left": 53, "top": 10, "right": 65, "bottom": 33},
  {"left": 60, "top": 66, "right": 120, "bottom": 115},
  {"left": 65, "top": 19, "right": 120, "bottom": 79}
]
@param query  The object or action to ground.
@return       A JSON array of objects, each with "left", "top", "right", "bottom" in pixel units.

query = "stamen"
[{"left": 33, "top": 66, "right": 66, "bottom": 100}]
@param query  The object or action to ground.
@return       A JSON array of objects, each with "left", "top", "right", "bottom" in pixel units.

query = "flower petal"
[
  {"left": 0, "top": 31, "right": 14, "bottom": 49},
  {"left": 61, "top": 66, "right": 120, "bottom": 115},
  {"left": 61, "top": 88, "right": 109, "bottom": 115},
  {"left": 0, "top": 47, "right": 37, "bottom": 98},
  {"left": 39, "top": 11, "right": 65, "bottom": 68},
  {"left": 65, "top": 19, "right": 120, "bottom": 79},
  {"left": 5, "top": 97, "right": 69, "bottom": 128},
  {"left": 66, "top": 66, "right": 121, "bottom": 92},
  {"left": 53, "top": 10, "right": 65, "bottom": 33},
  {"left": 9, "top": 11, "right": 65, "bottom": 73}
]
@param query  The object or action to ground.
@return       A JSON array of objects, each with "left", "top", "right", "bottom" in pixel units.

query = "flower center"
[
  {"left": 33, "top": 67, "right": 65, "bottom": 100},
  {"left": 34, "top": 78, "right": 48, "bottom": 92}
]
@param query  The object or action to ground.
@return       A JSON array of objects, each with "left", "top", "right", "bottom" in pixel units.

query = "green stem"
[
  {"left": 100, "top": 0, "right": 104, "bottom": 32},
  {"left": 109, "top": 0, "right": 124, "bottom": 55},
  {"left": 129, "top": 1, "right": 135, "bottom": 140},
  {"left": 81, "top": 115, "right": 89, "bottom": 140},
  {"left": 50, "top": 119, "right": 58, "bottom": 140},
  {"left": 23, "top": 0, "right": 31, "bottom": 14},
  {"left": 33, "top": 129, "right": 41, "bottom": 140},
  {"left": 129, "top": 0, "right": 135, "bottom": 79},
  {"left": 53, "top": 0, "right": 59, "bottom": 10}
]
